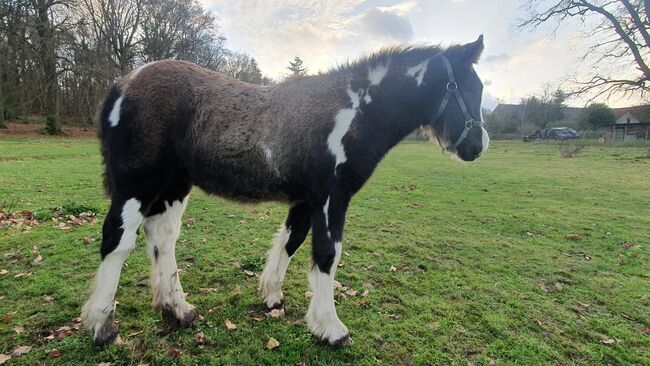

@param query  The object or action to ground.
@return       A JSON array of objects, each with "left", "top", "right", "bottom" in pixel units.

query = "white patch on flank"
[
  {"left": 259, "top": 225, "right": 292, "bottom": 308},
  {"left": 144, "top": 196, "right": 196, "bottom": 319},
  {"left": 82, "top": 198, "right": 143, "bottom": 337},
  {"left": 368, "top": 62, "right": 389, "bottom": 86},
  {"left": 480, "top": 127, "right": 490, "bottom": 155},
  {"left": 305, "top": 241, "right": 348, "bottom": 343},
  {"left": 406, "top": 59, "right": 430, "bottom": 86},
  {"left": 327, "top": 85, "right": 362, "bottom": 169},
  {"left": 108, "top": 95, "right": 124, "bottom": 127}
]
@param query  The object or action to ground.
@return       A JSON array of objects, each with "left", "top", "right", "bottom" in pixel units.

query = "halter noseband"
[{"left": 435, "top": 56, "right": 484, "bottom": 153}]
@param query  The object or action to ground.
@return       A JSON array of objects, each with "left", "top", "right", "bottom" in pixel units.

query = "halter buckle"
[
  {"left": 446, "top": 82, "right": 458, "bottom": 92},
  {"left": 465, "top": 120, "right": 474, "bottom": 129}
]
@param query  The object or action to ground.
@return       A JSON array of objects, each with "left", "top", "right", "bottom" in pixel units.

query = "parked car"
[{"left": 523, "top": 127, "right": 579, "bottom": 141}]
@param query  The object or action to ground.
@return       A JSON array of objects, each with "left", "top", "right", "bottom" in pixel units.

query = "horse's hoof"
[
  {"left": 162, "top": 305, "right": 199, "bottom": 328},
  {"left": 330, "top": 334, "right": 352, "bottom": 347},
  {"left": 267, "top": 300, "right": 284, "bottom": 310},
  {"left": 92, "top": 320, "right": 118, "bottom": 348}
]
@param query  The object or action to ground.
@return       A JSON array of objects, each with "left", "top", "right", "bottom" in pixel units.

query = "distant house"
[
  {"left": 490, "top": 104, "right": 585, "bottom": 123},
  {"left": 609, "top": 105, "right": 650, "bottom": 140}
]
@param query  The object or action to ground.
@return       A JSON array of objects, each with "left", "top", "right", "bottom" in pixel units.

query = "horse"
[{"left": 82, "top": 35, "right": 489, "bottom": 348}]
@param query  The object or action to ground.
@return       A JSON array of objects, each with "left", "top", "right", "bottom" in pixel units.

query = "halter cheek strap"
[{"left": 435, "top": 56, "right": 485, "bottom": 153}]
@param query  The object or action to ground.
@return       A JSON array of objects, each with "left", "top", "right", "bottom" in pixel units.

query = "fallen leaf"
[
  {"left": 333, "top": 280, "right": 342, "bottom": 288},
  {"left": 565, "top": 233, "right": 581, "bottom": 240},
  {"left": 11, "top": 345, "right": 32, "bottom": 357},
  {"left": 265, "top": 337, "right": 280, "bottom": 350},
  {"left": 44, "top": 334, "right": 55, "bottom": 340},
  {"left": 346, "top": 289, "right": 358, "bottom": 297},
  {"left": 251, "top": 316, "right": 263, "bottom": 322},
  {"left": 389, "top": 265, "right": 397, "bottom": 272},
  {"left": 224, "top": 319, "right": 237, "bottom": 330},
  {"left": 97, "top": 363, "right": 112, "bottom": 366},
  {"left": 0, "top": 354, "right": 10, "bottom": 365},
  {"left": 636, "top": 327, "right": 650, "bottom": 335},
  {"left": 47, "top": 348, "right": 61, "bottom": 358},
  {"left": 1, "top": 311, "right": 17, "bottom": 322},
  {"left": 600, "top": 337, "right": 616, "bottom": 345},
  {"left": 72, "top": 317, "right": 82, "bottom": 323},
  {"left": 0, "top": 270, "right": 7, "bottom": 275},
  {"left": 361, "top": 290, "right": 369, "bottom": 297},
  {"left": 355, "top": 300, "right": 369, "bottom": 308},
  {"left": 267, "top": 308, "right": 285, "bottom": 318},
  {"left": 13, "top": 326, "right": 24, "bottom": 334},
  {"left": 540, "top": 283, "right": 562, "bottom": 293},
  {"left": 535, "top": 319, "right": 543, "bottom": 326},
  {"left": 201, "top": 237, "right": 208, "bottom": 242},
  {"left": 83, "top": 236, "right": 92, "bottom": 244},
  {"left": 304, "top": 291, "right": 313, "bottom": 298},
  {"left": 186, "top": 218, "right": 196, "bottom": 227},
  {"left": 195, "top": 331, "right": 205, "bottom": 343},
  {"left": 243, "top": 270, "right": 255, "bottom": 277},
  {"left": 33, "top": 255, "right": 43, "bottom": 266},
  {"left": 168, "top": 348, "right": 182, "bottom": 357}
]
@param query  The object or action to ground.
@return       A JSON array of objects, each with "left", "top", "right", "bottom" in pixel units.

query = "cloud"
[
  {"left": 361, "top": 9, "right": 414, "bottom": 42},
  {"left": 483, "top": 53, "right": 510, "bottom": 64}
]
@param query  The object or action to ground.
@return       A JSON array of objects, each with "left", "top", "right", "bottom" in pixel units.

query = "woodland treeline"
[{"left": 0, "top": 0, "right": 271, "bottom": 133}]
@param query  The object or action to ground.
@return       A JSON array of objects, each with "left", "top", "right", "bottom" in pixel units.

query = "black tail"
[{"left": 97, "top": 84, "right": 123, "bottom": 198}]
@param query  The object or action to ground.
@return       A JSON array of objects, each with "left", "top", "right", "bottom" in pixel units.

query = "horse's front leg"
[{"left": 306, "top": 193, "right": 352, "bottom": 346}]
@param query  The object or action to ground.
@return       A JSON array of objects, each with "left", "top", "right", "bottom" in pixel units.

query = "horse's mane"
[{"left": 327, "top": 44, "right": 463, "bottom": 76}]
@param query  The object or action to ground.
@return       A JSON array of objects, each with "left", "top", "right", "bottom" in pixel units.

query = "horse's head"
[{"left": 421, "top": 35, "right": 489, "bottom": 161}]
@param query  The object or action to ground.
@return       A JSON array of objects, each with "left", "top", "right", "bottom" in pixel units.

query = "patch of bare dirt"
[{"left": 0, "top": 123, "right": 96, "bottom": 138}]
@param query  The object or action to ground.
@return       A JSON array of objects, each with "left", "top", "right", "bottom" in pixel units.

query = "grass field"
[{"left": 0, "top": 138, "right": 649, "bottom": 365}]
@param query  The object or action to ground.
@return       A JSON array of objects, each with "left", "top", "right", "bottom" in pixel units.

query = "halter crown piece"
[{"left": 435, "top": 56, "right": 485, "bottom": 153}]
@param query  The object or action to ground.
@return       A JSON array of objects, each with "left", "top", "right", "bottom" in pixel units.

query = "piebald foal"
[{"left": 82, "top": 36, "right": 489, "bottom": 347}]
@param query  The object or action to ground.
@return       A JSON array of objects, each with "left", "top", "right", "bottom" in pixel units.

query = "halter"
[{"left": 435, "top": 56, "right": 485, "bottom": 153}]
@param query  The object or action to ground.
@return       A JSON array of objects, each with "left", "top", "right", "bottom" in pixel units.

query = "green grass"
[{"left": 0, "top": 138, "right": 649, "bottom": 365}]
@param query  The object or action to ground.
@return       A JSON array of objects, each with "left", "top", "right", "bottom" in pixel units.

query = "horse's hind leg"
[
  {"left": 143, "top": 182, "right": 198, "bottom": 328},
  {"left": 82, "top": 197, "right": 143, "bottom": 347},
  {"left": 259, "top": 201, "right": 311, "bottom": 309}
]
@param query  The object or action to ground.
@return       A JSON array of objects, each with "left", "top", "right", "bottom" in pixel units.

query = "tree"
[
  {"left": 520, "top": 1, "right": 650, "bottom": 100},
  {"left": 34, "top": 0, "right": 63, "bottom": 134},
  {"left": 286, "top": 56, "right": 307, "bottom": 76},
  {"left": 222, "top": 52, "right": 263, "bottom": 84},
  {"left": 521, "top": 87, "right": 567, "bottom": 127},
  {"left": 581, "top": 103, "right": 615, "bottom": 128}
]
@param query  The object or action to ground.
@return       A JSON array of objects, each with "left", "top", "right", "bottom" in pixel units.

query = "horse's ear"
[{"left": 462, "top": 35, "right": 484, "bottom": 64}]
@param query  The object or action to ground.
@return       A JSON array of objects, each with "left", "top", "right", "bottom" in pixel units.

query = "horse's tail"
[{"left": 97, "top": 84, "right": 123, "bottom": 198}]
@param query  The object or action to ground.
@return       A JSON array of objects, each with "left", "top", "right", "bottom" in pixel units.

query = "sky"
[{"left": 200, "top": 0, "right": 639, "bottom": 109}]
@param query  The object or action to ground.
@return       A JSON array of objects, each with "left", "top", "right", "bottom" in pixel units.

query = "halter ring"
[{"left": 446, "top": 82, "right": 458, "bottom": 92}]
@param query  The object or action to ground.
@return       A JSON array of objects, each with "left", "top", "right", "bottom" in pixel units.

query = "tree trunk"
[
  {"left": 36, "top": 0, "right": 61, "bottom": 135},
  {"left": 0, "top": 42, "right": 5, "bottom": 129}
]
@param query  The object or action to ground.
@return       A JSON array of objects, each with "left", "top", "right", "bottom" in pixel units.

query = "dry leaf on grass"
[
  {"left": 0, "top": 354, "right": 10, "bottom": 365},
  {"left": 267, "top": 308, "right": 285, "bottom": 318},
  {"left": 265, "top": 337, "right": 280, "bottom": 350},
  {"left": 346, "top": 289, "right": 357, "bottom": 297},
  {"left": 389, "top": 265, "right": 397, "bottom": 272},
  {"left": 0, "top": 270, "right": 8, "bottom": 275},
  {"left": 565, "top": 233, "right": 581, "bottom": 240},
  {"left": 13, "top": 326, "right": 24, "bottom": 333},
  {"left": 540, "top": 283, "right": 562, "bottom": 293},
  {"left": 600, "top": 337, "right": 617, "bottom": 345},
  {"left": 195, "top": 331, "right": 205, "bottom": 343},
  {"left": 168, "top": 348, "right": 182, "bottom": 357},
  {"left": 11, "top": 346, "right": 32, "bottom": 357},
  {"left": 33, "top": 255, "right": 43, "bottom": 266},
  {"left": 361, "top": 290, "right": 369, "bottom": 297},
  {"left": 243, "top": 270, "right": 256, "bottom": 277},
  {"left": 224, "top": 319, "right": 237, "bottom": 330},
  {"left": 47, "top": 348, "right": 61, "bottom": 358},
  {"left": 304, "top": 291, "right": 313, "bottom": 298},
  {"left": 97, "top": 363, "right": 112, "bottom": 366}
]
